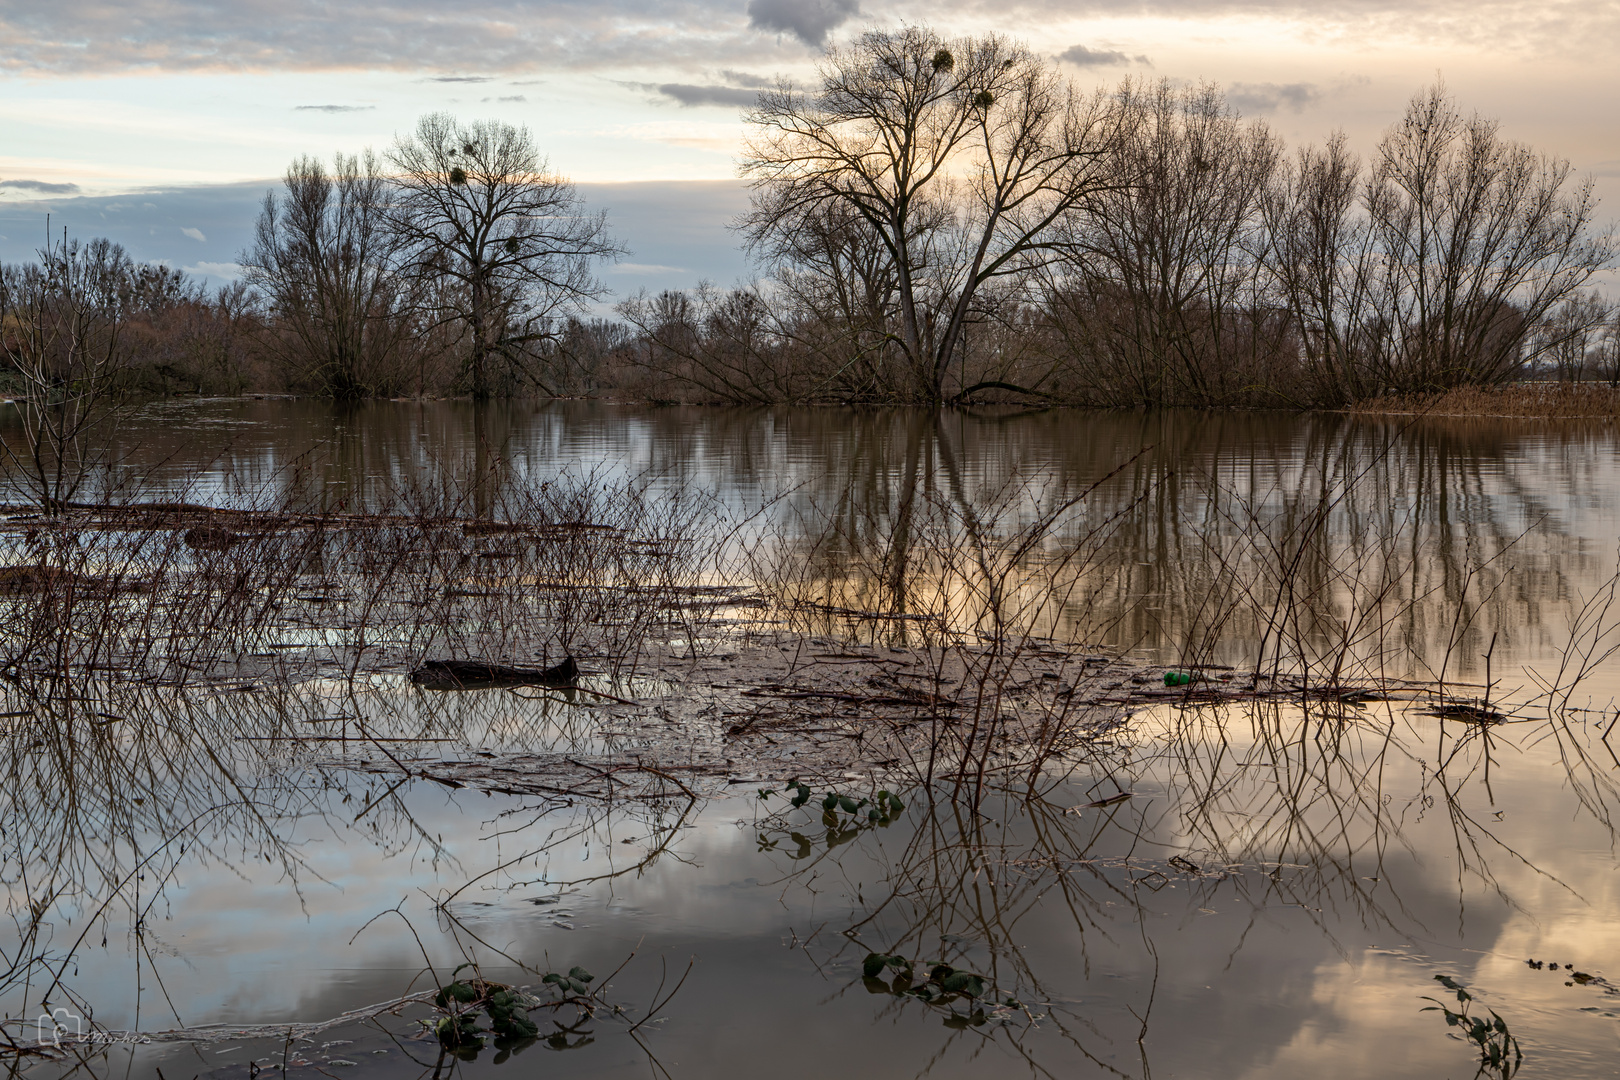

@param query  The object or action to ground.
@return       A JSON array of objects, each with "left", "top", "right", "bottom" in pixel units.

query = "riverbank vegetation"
[{"left": 3, "top": 27, "right": 1616, "bottom": 415}]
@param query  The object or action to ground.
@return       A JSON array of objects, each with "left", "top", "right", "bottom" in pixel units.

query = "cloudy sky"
[{"left": 2, "top": 0, "right": 1617, "bottom": 292}]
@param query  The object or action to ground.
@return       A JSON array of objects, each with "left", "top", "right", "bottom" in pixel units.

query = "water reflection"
[
  {"left": 4, "top": 401, "right": 1620, "bottom": 1079},
  {"left": 31, "top": 400, "right": 1616, "bottom": 686},
  {"left": 5, "top": 688, "right": 1620, "bottom": 1077},
  {"left": 748, "top": 698, "right": 1620, "bottom": 1077}
]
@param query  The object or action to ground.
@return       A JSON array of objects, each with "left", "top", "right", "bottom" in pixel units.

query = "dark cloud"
[
  {"left": 0, "top": 179, "right": 81, "bottom": 194},
  {"left": 293, "top": 104, "right": 375, "bottom": 112},
  {"left": 426, "top": 75, "right": 495, "bottom": 83},
  {"left": 720, "top": 69, "right": 772, "bottom": 88},
  {"left": 746, "top": 0, "right": 859, "bottom": 47},
  {"left": 658, "top": 83, "right": 760, "bottom": 107},
  {"left": 1058, "top": 44, "right": 1132, "bottom": 67},
  {"left": 0, "top": 181, "right": 265, "bottom": 281},
  {"left": 1228, "top": 81, "right": 1323, "bottom": 113},
  {"left": 0, "top": 179, "right": 754, "bottom": 296}
]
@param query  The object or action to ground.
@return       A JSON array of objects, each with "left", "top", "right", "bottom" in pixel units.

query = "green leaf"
[
  {"left": 492, "top": 1010, "right": 539, "bottom": 1040},
  {"left": 941, "top": 971, "right": 983, "bottom": 995},
  {"left": 822, "top": 792, "right": 839, "bottom": 810},
  {"left": 863, "top": 952, "right": 888, "bottom": 978},
  {"left": 568, "top": 966, "right": 594, "bottom": 983},
  {"left": 567, "top": 977, "right": 589, "bottom": 994},
  {"left": 838, "top": 795, "right": 860, "bottom": 813}
]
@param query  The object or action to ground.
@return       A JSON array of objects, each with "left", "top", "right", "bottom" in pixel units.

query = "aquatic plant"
[{"left": 1422, "top": 975, "right": 1523, "bottom": 1079}]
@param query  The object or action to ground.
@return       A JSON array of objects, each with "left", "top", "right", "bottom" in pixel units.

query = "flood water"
[{"left": 4, "top": 399, "right": 1620, "bottom": 1079}]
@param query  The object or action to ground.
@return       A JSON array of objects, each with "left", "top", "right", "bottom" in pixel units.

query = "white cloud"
[
  {"left": 185, "top": 260, "right": 244, "bottom": 279},
  {"left": 180, "top": 226, "right": 206, "bottom": 241},
  {"left": 611, "top": 262, "right": 690, "bottom": 274},
  {"left": 608, "top": 120, "right": 745, "bottom": 152}
]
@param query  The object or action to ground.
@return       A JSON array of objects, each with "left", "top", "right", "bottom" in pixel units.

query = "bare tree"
[
  {"left": 616, "top": 284, "right": 805, "bottom": 403},
  {"left": 242, "top": 152, "right": 416, "bottom": 398},
  {"left": 1534, "top": 291, "right": 1612, "bottom": 382},
  {"left": 1598, "top": 305, "right": 1620, "bottom": 388},
  {"left": 387, "top": 114, "right": 621, "bottom": 398},
  {"left": 0, "top": 230, "right": 134, "bottom": 513},
  {"left": 1046, "top": 80, "right": 1284, "bottom": 405},
  {"left": 1362, "top": 84, "right": 1613, "bottom": 391},
  {"left": 1261, "top": 132, "right": 1385, "bottom": 404},
  {"left": 740, "top": 26, "right": 1126, "bottom": 403},
  {"left": 749, "top": 198, "right": 919, "bottom": 400}
]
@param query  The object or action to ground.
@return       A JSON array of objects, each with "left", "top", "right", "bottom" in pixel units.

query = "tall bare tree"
[
  {"left": 0, "top": 230, "right": 134, "bottom": 513},
  {"left": 387, "top": 114, "right": 621, "bottom": 398},
  {"left": 1262, "top": 131, "right": 1382, "bottom": 403},
  {"left": 740, "top": 26, "right": 1127, "bottom": 402},
  {"left": 243, "top": 152, "right": 414, "bottom": 398},
  {"left": 1362, "top": 84, "right": 1612, "bottom": 390},
  {"left": 1047, "top": 80, "right": 1284, "bottom": 404}
]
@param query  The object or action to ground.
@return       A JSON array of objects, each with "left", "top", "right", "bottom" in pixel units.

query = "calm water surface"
[{"left": 4, "top": 400, "right": 1619, "bottom": 1079}]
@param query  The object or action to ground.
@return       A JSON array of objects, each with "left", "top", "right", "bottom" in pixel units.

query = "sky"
[{"left": 1, "top": 0, "right": 1617, "bottom": 294}]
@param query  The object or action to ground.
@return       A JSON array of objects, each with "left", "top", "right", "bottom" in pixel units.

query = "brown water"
[{"left": 4, "top": 400, "right": 1619, "bottom": 1079}]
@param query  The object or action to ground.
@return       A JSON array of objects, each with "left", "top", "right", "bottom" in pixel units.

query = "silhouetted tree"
[
  {"left": 0, "top": 231, "right": 134, "bottom": 512},
  {"left": 387, "top": 114, "right": 621, "bottom": 398},
  {"left": 740, "top": 26, "right": 1128, "bottom": 402},
  {"left": 243, "top": 152, "right": 415, "bottom": 397}
]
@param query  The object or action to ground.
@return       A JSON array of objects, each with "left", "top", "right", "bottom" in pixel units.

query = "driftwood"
[{"left": 409, "top": 657, "right": 580, "bottom": 690}]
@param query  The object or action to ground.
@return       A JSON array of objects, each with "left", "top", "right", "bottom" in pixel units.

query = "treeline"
[
  {"left": 0, "top": 234, "right": 260, "bottom": 397},
  {"left": 4, "top": 29, "right": 1617, "bottom": 408},
  {"left": 1, "top": 114, "right": 618, "bottom": 403},
  {"left": 618, "top": 33, "right": 1617, "bottom": 406}
]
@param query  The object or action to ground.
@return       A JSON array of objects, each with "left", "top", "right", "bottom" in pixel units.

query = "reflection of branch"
[
  {"left": 627, "top": 955, "right": 696, "bottom": 1034},
  {"left": 437, "top": 794, "right": 698, "bottom": 907}
]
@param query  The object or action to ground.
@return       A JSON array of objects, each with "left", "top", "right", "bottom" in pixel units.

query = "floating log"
[{"left": 410, "top": 657, "right": 580, "bottom": 690}]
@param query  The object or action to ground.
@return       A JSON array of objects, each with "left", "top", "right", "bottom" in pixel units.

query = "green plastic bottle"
[{"left": 1164, "top": 671, "right": 1193, "bottom": 686}]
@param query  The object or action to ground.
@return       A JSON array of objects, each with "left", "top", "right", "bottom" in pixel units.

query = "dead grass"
[{"left": 1350, "top": 382, "right": 1620, "bottom": 420}]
